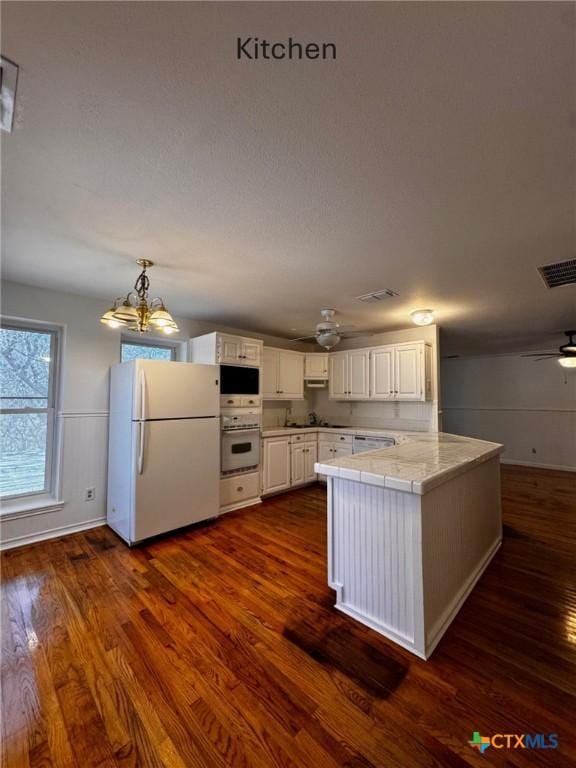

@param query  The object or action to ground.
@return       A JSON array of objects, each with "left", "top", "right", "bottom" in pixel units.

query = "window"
[
  {"left": 121, "top": 340, "right": 176, "bottom": 362},
  {"left": 0, "top": 323, "right": 59, "bottom": 499}
]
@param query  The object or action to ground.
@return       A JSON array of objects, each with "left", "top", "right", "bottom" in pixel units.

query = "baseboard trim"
[
  {"left": 0, "top": 517, "right": 106, "bottom": 551},
  {"left": 501, "top": 459, "right": 575, "bottom": 472},
  {"left": 219, "top": 498, "right": 262, "bottom": 515}
]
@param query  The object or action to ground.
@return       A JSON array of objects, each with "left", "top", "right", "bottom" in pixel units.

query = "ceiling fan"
[
  {"left": 521, "top": 331, "right": 576, "bottom": 368},
  {"left": 290, "top": 309, "right": 369, "bottom": 350}
]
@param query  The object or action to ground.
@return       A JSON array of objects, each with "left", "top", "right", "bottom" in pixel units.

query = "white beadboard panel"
[
  {"left": 330, "top": 477, "right": 421, "bottom": 644},
  {"left": 326, "top": 457, "right": 502, "bottom": 658},
  {"left": 0, "top": 414, "right": 109, "bottom": 549},
  {"left": 421, "top": 457, "right": 502, "bottom": 650}
]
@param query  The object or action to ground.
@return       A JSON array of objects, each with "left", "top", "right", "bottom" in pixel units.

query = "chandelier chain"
[{"left": 134, "top": 266, "right": 150, "bottom": 300}]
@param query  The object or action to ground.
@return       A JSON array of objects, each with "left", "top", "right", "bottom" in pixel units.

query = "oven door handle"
[{"left": 222, "top": 428, "right": 261, "bottom": 435}]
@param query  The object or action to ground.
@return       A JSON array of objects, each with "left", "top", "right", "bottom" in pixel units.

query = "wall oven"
[
  {"left": 221, "top": 412, "right": 261, "bottom": 475},
  {"left": 220, "top": 364, "right": 260, "bottom": 396}
]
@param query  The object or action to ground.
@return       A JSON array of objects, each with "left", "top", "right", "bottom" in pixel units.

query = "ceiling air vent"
[
  {"left": 355, "top": 288, "right": 399, "bottom": 303},
  {"left": 538, "top": 258, "right": 576, "bottom": 289}
]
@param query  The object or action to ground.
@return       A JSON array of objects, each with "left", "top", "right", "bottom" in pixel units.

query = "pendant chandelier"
[{"left": 100, "top": 259, "right": 179, "bottom": 335}]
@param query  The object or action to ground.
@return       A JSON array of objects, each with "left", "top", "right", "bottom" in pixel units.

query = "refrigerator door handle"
[
  {"left": 139, "top": 369, "right": 147, "bottom": 421},
  {"left": 138, "top": 421, "right": 146, "bottom": 474}
]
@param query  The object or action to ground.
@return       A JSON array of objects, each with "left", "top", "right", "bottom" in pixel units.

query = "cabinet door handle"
[
  {"left": 227, "top": 399, "right": 234, "bottom": 404},
  {"left": 237, "top": 486, "right": 244, "bottom": 492}
]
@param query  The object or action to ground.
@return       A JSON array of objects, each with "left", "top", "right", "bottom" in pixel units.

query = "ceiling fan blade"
[
  {"left": 289, "top": 334, "right": 317, "bottom": 341},
  {"left": 520, "top": 352, "right": 559, "bottom": 357},
  {"left": 340, "top": 331, "right": 374, "bottom": 338}
]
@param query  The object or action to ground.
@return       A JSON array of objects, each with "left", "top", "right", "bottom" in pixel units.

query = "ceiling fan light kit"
[
  {"left": 100, "top": 260, "right": 179, "bottom": 335},
  {"left": 521, "top": 331, "right": 576, "bottom": 367},
  {"left": 289, "top": 308, "right": 363, "bottom": 350}
]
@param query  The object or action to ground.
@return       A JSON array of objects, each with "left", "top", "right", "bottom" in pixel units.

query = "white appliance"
[
  {"left": 352, "top": 435, "right": 395, "bottom": 454},
  {"left": 221, "top": 411, "right": 261, "bottom": 475},
  {"left": 107, "top": 359, "right": 220, "bottom": 545}
]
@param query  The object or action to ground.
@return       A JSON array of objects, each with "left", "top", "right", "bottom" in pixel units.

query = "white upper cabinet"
[
  {"left": 329, "top": 353, "right": 348, "bottom": 399},
  {"left": 262, "top": 347, "right": 279, "bottom": 398},
  {"left": 263, "top": 348, "right": 304, "bottom": 399},
  {"left": 278, "top": 351, "right": 304, "bottom": 398},
  {"left": 329, "top": 349, "right": 369, "bottom": 400},
  {"left": 329, "top": 341, "right": 433, "bottom": 402},
  {"left": 348, "top": 350, "right": 370, "bottom": 400},
  {"left": 241, "top": 339, "right": 262, "bottom": 367},
  {"left": 218, "top": 334, "right": 244, "bottom": 364},
  {"left": 190, "top": 332, "right": 262, "bottom": 367},
  {"left": 395, "top": 343, "right": 422, "bottom": 400},
  {"left": 370, "top": 346, "right": 395, "bottom": 400},
  {"left": 304, "top": 353, "right": 329, "bottom": 379}
]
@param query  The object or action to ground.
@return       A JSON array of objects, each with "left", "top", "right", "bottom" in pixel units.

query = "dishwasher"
[{"left": 352, "top": 435, "right": 395, "bottom": 454}]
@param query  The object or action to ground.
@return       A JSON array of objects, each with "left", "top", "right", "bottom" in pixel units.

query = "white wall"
[
  {"left": 0, "top": 280, "right": 305, "bottom": 548},
  {"left": 441, "top": 356, "right": 576, "bottom": 471}
]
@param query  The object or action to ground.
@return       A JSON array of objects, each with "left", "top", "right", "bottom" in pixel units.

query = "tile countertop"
[
  {"left": 311, "top": 431, "right": 504, "bottom": 495},
  {"left": 261, "top": 426, "right": 503, "bottom": 495},
  {"left": 261, "top": 426, "right": 408, "bottom": 438}
]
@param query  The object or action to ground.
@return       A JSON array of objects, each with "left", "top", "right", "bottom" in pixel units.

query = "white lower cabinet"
[
  {"left": 263, "top": 434, "right": 318, "bottom": 495},
  {"left": 290, "top": 443, "right": 306, "bottom": 486},
  {"left": 290, "top": 440, "right": 318, "bottom": 487},
  {"left": 303, "top": 442, "right": 318, "bottom": 482},
  {"left": 262, "top": 437, "right": 291, "bottom": 494},
  {"left": 220, "top": 471, "right": 260, "bottom": 513}
]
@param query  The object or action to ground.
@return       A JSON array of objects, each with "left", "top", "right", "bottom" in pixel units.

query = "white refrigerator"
[{"left": 107, "top": 359, "right": 220, "bottom": 545}]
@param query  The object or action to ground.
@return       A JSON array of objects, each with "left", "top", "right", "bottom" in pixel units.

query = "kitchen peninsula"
[{"left": 315, "top": 432, "right": 504, "bottom": 659}]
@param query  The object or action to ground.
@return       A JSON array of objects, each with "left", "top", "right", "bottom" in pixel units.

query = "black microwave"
[{"left": 220, "top": 365, "right": 260, "bottom": 395}]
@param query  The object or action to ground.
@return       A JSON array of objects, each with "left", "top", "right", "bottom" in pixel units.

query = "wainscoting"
[
  {"left": 442, "top": 407, "right": 576, "bottom": 471},
  {"left": 0, "top": 411, "right": 108, "bottom": 550}
]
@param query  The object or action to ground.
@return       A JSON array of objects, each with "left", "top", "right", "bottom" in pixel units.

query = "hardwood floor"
[{"left": 2, "top": 465, "right": 575, "bottom": 767}]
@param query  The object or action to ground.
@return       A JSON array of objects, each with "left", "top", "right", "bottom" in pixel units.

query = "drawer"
[
  {"left": 318, "top": 432, "right": 353, "bottom": 445},
  {"left": 241, "top": 396, "right": 261, "bottom": 408},
  {"left": 221, "top": 395, "right": 242, "bottom": 408},
  {"left": 220, "top": 471, "right": 260, "bottom": 508},
  {"left": 290, "top": 432, "right": 317, "bottom": 444}
]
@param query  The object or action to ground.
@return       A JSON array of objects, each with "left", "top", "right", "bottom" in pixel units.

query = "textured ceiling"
[{"left": 1, "top": 1, "right": 575, "bottom": 353}]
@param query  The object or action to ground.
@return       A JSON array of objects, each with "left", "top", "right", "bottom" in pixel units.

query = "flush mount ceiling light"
[
  {"left": 411, "top": 309, "right": 435, "bottom": 326},
  {"left": 100, "top": 260, "right": 179, "bottom": 335}
]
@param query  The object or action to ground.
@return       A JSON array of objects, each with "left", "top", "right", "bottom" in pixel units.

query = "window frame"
[
  {"left": 120, "top": 337, "right": 179, "bottom": 363},
  {"left": 0, "top": 319, "right": 61, "bottom": 503}
]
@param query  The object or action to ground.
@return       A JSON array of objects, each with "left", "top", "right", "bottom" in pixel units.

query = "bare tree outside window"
[
  {"left": 0, "top": 325, "right": 57, "bottom": 498},
  {"left": 121, "top": 342, "right": 174, "bottom": 362}
]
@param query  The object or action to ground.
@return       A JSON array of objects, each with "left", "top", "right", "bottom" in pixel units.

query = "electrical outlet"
[{"left": 85, "top": 487, "right": 95, "bottom": 502}]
